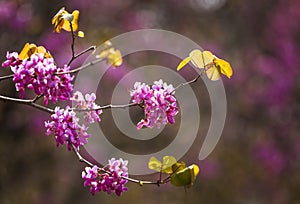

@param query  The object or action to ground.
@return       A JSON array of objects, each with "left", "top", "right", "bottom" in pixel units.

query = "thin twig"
[
  {"left": 74, "top": 46, "right": 96, "bottom": 59},
  {"left": 0, "top": 74, "right": 14, "bottom": 82},
  {"left": 67, "top": 22, "right": 76, "bottom": 66},
  {"left": 173, "top": 70, "right": 205, "bottom": 93},
  {"left": 0, "top": 95, "right": 54, "bottom": 114},
  {"left": 71, "top": 144, "right": 94, "bottom": 167},
  {"left": 56, "top": 57, "right": 104, "bottom": 75}
]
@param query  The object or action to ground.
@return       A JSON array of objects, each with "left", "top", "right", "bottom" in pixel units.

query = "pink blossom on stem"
[
  {"left": 82, "top": 158, "right": 128, "bottom": 196},
  {"left": 2, "top": 52, "right": 73, "bottom": 104},
  {"left": 130, "top": 79, "right": 178, "bottom": 129},
  {"left": 71, "top": 91, "right": 102, "bottom": 124},
  {"left": 45, "top": 106, "right": 91, "bottom": 151},
  {"left": 1, "top": 52, "right": 21, "bottom": 68}
]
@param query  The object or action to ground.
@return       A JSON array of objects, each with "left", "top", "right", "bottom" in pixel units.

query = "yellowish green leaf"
[
  {"left": 190, "top": 49, "right": 204, "bottom": 68},
  {"left": 177, "top": 56, "right": 191, "bottom": 70},
  {"left": 148, "top": 156, "right": 162, "bottom": 172},
  {"left": 107, "top": 49, "right": 122, "bottom": 67},
  {"left": 170, "top": 164, "right": 200, "bottom": 188},
  {"left": 161, "top": 156, "right": 177, "bottom": 174},
  {"left": 171, "top": 161, "right": 186, "bottom": 173}
]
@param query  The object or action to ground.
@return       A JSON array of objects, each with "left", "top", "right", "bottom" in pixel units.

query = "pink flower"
[
  {"left": 82, "top": 158, "right": 128, "bottom": 196},
  {"left": 3, "top": 52, "right": 73, "bottom": 104},
  {"left": 45, "top": 106, "right": 91, "bottom": 151},
  {"left": 71, "top": 91, "right": 102, "bottom": 124},
  {"left": 130, "top": 79, "right": 178, "bottom": 129}
]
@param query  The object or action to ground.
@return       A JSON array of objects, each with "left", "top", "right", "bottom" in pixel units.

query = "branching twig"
[{"left": 0, "top": 95, "right": 54, "bottom": 114}]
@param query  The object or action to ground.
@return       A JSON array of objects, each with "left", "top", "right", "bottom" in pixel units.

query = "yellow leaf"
[
  {"left": 19, "top": 43, "right": 52, "bottom": 60},
  {"left": 190, "top": 49, "right": 205, "bottom": 68},
  {"left": 148, "top": 156, "right": 177, "bottom": 174},
  {"left": 162, "top": 156, "right": 177, "bottom": 174},
  {"left": 62, "top": 10, "right": 79, "bottom": 32},
  {"left": 109, "top": 49, "right": 122, "bottom": 67},
  {"left": 148, "top": 157, "right": 162, "bottom": 172},
  {"left": 214, "top": 58, "right": 233, "bottom": 79},
  {"left": 97, "top": 42, "right": 123, "bottom": 68},
  {"left": 52, "top": 7, "right": 80, "bottom": 33},
  {"left": 178, "top": 49, "right": 233, "bottom": 81},
  {"left": 202, "top": 50, "right": 215, "bottom": 65},
  {"left": 205, "top": 63, "right": 221, "bottom": 81},
  {"left": 177, "top": 56, "right": 191, "bottom": 70},
  {"left": 19, "top": 43, "right": 36, "bottom": 60}
]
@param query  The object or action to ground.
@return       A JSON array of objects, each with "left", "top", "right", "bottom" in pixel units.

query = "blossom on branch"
[
  {"left": 2, "top": 44, "right": 74, "bottom": 104},
  {"left": 130, "top": 79, "right": 178, "bottom": 129},
  {"left": 45, "top": 106, "right": 91, "bottom": 151},
  {"left": 71, "top": 91, "right": 102, "bottom": 124},
  {"left": 82, "top": 158, "right": 128, "bottom": 196}
]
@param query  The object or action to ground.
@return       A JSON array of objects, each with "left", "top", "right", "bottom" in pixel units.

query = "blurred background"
[{"left": 1, "top": 0, "right": 300, "bottom": 203}]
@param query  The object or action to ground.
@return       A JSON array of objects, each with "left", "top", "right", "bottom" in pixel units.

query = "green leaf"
[
  {"left": 171, "top": 161, "right": 186, "bottom": 173},
  {"left": 162, "top": 156, "right": 177, "bottom": 174},
  {"left": 148, "top": 157, "right": 162, "bottom": 172},
  {"left": 170, "top": 164, "right": 200, "bottom": 188}
]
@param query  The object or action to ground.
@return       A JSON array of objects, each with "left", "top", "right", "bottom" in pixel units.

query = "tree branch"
[
  {"left": 0, "top": 74, "right": 14, "bottom": 82},
  {"left": 0, "top": 95, "right": 54, "bottom": 114}
]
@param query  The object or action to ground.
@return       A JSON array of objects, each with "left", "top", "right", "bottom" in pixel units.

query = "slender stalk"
[
  {"left": 0, "top": 74, "right": 14, "bottom": 82},
  {"left": 67, "top": 22, "right": 76, "bottom": 66},
  {"left": 0, "top": 95, "right": 54, "bottom": 114},
  {"left": 57, "top": 57, "right": 104, "bottom": 75},
  {"left": 173, "top": 70, "right": 205, "bottom": 93},
  {"left": 73, "top": 46, "right": 96, "bottom": 60}
]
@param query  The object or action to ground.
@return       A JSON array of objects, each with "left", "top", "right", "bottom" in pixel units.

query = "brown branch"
[
  {"left": 0, "top": 74, "right": 14, "bottom": 82},
  {"left": 67, "top": 22, "right": 76, "bottom": 66},
  {"left": 0, "top": 95, "right": 54, "bottom": 114},
  {"left": 173, "top": 69, "right": 205, "bottom": 93},
  {"left": 57, "top": 57, "right": 104, "bottom": 75}
]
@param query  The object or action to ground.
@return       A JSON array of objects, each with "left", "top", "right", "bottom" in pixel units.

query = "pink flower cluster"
[
  {"left": 130, "top": 79, "right": 178, "bottom": 129},
  {"left": 71, "top": 91, "right": 102, "bottom": 124},
  {"left": 82, "top": 158, "right": 128, "bottom": 196},
  {"left": 45, "top": 106, "right": 90, "bottom": 151},
  {"left": 2, "top": 52, "right": 73, "bottom": 105}
]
